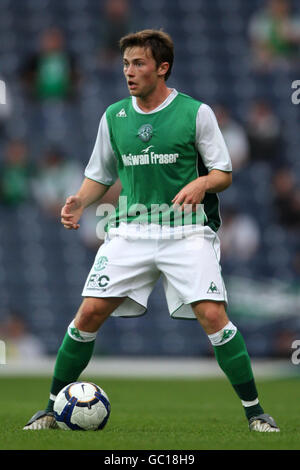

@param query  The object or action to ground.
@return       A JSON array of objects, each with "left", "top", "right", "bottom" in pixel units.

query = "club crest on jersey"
[{"left": 138, "top": 124, "right": 153, "bottom": 142}]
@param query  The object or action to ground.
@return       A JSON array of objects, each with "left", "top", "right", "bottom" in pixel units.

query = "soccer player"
[{"left": 24, "top": 30, "right": 279, "bottom": 432}]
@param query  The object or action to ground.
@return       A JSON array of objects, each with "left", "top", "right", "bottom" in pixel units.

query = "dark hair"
[{"left": 119, "top": 29, "right": 174, "bottom": 81}]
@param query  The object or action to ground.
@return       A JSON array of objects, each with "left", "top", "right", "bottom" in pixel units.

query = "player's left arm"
[
  {"left": 172, "top": 103, "right": 232, "bottom": 211},
  {"left": 204, "top": 168, "right": 232, "bottom": 192},
  {"left": 172, "top": 169, "right": 232, "bottom": 211}
]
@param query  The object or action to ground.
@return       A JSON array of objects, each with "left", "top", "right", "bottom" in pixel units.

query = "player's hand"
[
  {"left": 61, "top": 195, "right": 84, "bottom": 230},
  {"left": 171, "top": 177, "right": 207, "bottom": 213}
]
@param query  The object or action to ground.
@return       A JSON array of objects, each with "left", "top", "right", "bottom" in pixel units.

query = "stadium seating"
[{"left": 0, "top": 0, "right": 299, "bottom": 357}]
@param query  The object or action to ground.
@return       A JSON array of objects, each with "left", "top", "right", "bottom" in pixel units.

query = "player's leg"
[
  {"left": 46, "top": 296, "right": 125, "bottom": 410},
  {"left": 24, "top": 234, "right": 159, "bottom": 429},
  {"left": 160, "top": 227, "right": 279, "bottom": 432},
  {"left": 23, "top": 296, "right": 124, "bottom": 430},
  {"left": 192, "top": 300, "right": 279, "bottom": 432}
]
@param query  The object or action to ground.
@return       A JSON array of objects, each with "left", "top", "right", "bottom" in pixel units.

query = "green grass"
[{"left": 0, "top": 376, "right": 299, "bottom": 450}]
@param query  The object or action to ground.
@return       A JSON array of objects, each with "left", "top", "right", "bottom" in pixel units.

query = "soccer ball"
[{"left": 53, "top": 381, "right": 111, "bottom": 431}]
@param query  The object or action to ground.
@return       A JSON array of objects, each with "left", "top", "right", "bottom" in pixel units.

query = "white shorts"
[{"left": 81, "top": 224, "right": 227, "bottom": 319}]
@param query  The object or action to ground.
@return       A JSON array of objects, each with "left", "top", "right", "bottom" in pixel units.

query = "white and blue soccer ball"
[{"left": 53, "top": 382, "right": 111, "bottom": 431}]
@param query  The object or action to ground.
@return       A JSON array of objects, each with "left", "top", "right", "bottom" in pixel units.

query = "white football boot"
[
  {"left": 249, "top": 413, "right": 280, "bottom": 432},
  {"left": 23, "top": 410, "right": 58, "bottom": 430}
]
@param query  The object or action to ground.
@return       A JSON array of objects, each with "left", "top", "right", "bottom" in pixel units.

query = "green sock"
[
  {"left": 213, "top": 330, "right": 264, "bottom": 420},
  {"left": 46, "top": 326, "right": 96, "bottom": 412}
]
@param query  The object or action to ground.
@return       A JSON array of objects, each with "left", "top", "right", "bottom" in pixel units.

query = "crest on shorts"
[
  {"left": 138, "top": 124, "right": 153, "bottom": 142},
  {"left": 94, "top": 256, "right": 108, "bottom": 271}
]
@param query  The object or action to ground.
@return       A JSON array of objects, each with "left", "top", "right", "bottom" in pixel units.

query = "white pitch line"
[{"left": 0, "top": 357, "right": 297, "bottom": 379}]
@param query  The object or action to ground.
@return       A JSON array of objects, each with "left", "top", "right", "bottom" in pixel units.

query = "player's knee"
[
  {"left": 192, "top": 301, "right": 227, "bottom": 331},
  {"left": 201, "top": 308, "right": 221, "bottom": 329},
  {"left": 75, "top": 299, "right": 111, "bottom": 331}
]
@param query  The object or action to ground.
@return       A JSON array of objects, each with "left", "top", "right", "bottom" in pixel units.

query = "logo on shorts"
[
  {"left": 94, "top": 256, "right": 108, "bottom": 271},
  {"left": 87, "top": 274, "right": 110, "bottom": 289},
  {"left": 138, "top": 124, "right": 153, "bottom": 142},
  {"left": 207, "top": 281, "right": 220, "bottom": 294}
]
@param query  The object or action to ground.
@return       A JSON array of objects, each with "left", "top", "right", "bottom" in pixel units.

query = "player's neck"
[{"left": 136, "top": 84, "right": 172, "bottom": 113}]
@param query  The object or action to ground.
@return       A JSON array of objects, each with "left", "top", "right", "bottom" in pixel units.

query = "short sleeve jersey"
[{"left": 85, "top": 89, "right": 232, "bottom": 232}]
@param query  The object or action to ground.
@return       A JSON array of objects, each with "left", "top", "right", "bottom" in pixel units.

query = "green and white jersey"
[{"left": 85, "top": 89, "right": 232, "bottom": 233}]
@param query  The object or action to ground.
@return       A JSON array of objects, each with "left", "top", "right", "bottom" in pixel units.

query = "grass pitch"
[{"left": 0, "top": 376, "right": 299, "bottom": 450}]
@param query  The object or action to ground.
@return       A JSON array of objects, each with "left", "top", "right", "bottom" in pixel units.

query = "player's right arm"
[
  {"left": 61, "top": 178, "right": 109, "bottom": 230},
  {"left": 61, "top": 111, "right": 118, "bottom": 230}
]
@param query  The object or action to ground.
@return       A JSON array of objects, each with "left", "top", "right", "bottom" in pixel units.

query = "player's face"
[{"left": 123, "top": 46, "right": 162, "bottom": 98}]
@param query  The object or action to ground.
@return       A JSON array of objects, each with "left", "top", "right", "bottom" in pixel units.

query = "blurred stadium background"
[{"left": 0, "top": 0, "right": 300, "bottom": 375}]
